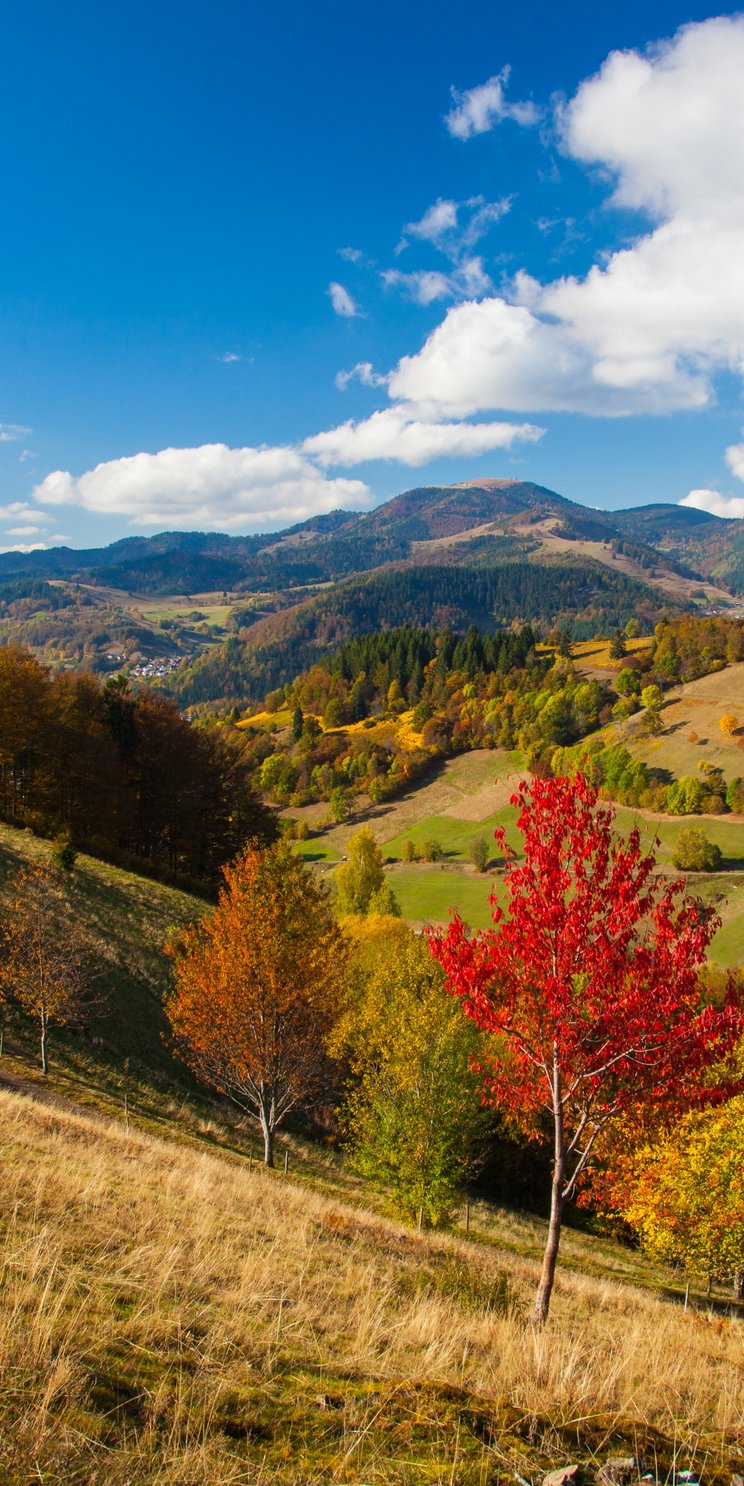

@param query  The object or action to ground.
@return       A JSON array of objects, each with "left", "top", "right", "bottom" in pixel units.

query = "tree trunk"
[
  {"left": 259, "top": 1107, "right": 275, "bottom": 1168},
  {"left": 40, "top": 1018, "right": 48, "bottom": 1076},
  {"left": 733, "top": 1268, "right": 744, "bottom": 1302},
  {"left": 531, "top": 1051, "right": 565, "bottom": 1326}
]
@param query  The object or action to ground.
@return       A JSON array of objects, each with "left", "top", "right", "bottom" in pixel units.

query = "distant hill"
[
  {"left": 2, "top": 478, "right": 740, "bottom": 597},
  {"left": 172, "top": 558, "right": 675, "bottom": 705},
  {"left": 3, "top": 477, "right": 743, "bottom": 692}
]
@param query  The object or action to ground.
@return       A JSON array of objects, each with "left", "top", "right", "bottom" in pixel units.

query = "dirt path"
[{"left": 0, "top": 1064, "right": 94, "bottom": 1116}]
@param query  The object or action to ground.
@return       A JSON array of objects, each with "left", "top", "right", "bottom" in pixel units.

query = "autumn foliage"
[
  {"left": 430, "top": 774, "right": 743, "bottom": 1322},
  {"left": 166, "top": 842, "right": 345, "bottom": 1165},
  {"left": 0, "top": 866, "right": 93, "bottom": 1073}
]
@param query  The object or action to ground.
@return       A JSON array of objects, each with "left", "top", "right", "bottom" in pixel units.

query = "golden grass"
[{"left": 1, "top": 1088, "right": 743, "bottom": 1484}]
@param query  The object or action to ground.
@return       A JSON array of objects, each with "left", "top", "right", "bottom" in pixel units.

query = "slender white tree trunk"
[{"left": 531, "top": 1048, "right": 565, "bottom": 1326}]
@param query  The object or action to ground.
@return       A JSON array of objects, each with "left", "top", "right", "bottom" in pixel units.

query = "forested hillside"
[
  {"left": 0, "top": 647, "right": 275, "bottom": 888},
  {"left": 173, "top": 559, "right": 672, "bottom": 705}
]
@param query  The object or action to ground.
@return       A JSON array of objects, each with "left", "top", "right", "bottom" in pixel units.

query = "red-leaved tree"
[{"left": 429, "top": 774, "right": 743, "bottom": 1324}]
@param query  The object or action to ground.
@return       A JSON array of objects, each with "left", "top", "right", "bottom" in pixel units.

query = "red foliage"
[{"left": 429, "top": 774, "right": 743, "bottom": 1320}]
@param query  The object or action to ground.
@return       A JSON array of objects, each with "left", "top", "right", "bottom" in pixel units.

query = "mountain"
[
  {"left": 1, "top": 478, "right": 738, "bottom": 596},
  {"left": 3, "top": 478, "right": 743, "bottom": 694}
]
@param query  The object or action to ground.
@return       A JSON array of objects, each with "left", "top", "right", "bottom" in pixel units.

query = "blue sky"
[{"left": 2, "top": 0, "right": 744, "bottom": 548}]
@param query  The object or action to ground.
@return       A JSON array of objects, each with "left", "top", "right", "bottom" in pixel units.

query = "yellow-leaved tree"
[
  {"left": 607, "top": 1094, "right": 744, "bottom": 1296},
  {"left": 331, "top": 916, "right": 485, "bottom": 1228}
]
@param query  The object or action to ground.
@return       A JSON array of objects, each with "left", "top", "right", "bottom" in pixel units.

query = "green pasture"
[
  {"left": 382, "top": 807, "right": 519, "bottom": 861},
  {"left": 611, "top": 805, "right": 744, "bottom": 869},
  {"left": 292, "top": 835, "right": 341, "bottom": 863},
  {"left": 384, "top": 867, "right": 499, "bottom": 930}
]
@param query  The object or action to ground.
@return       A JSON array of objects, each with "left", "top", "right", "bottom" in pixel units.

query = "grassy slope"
[
  {"left": 2, "top": 1087, "right": 742, "bottom": 1486},
  {"left": 607, "top": 662, "right": 744, "bottom": 784},
  {"left": 0, "top": 824, "right": 210, "bottom": 1117}
]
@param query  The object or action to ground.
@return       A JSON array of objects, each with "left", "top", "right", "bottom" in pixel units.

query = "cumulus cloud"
[
  {"left": 32, "top": 445, "right": 373, "bottom": 531},
  {"left": 328, "top": 282, "right": 362, "bottom": 318},
  {"left": 303, "top": 407, "right": 543, "bottom": 467},
  {"left": 0, "top": 542, "right": 46, "bottom": 554},
  {"left": 726, "top": 442, "right": 744, "bottom": 484},
  {"left": 680, "top": 488, "right": 744, "bottom": 520},
  {"left": 445, "top": 69, "right": 540, "bottom": 139},
  {"left": 388, "top": 296, "right": 703, "bottom": 416},
  {"left": 389, "top": 18, "right": 744, "bottom": 418}
]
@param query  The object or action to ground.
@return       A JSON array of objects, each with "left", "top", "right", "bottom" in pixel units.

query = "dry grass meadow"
[{"left": 1, "top": 1087, "right": 743, "bottom": 1486}]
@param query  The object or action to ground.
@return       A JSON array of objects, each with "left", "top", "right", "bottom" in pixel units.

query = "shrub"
[
  {"left": 421, "top": 838, "right": 444, "bottom": 863},
  {"left": 672, "top": 828, "right": 723, "bottom": 872},
  {"left": 53, "top": 831, "right": 77, "bottom": 872},
  {"left": 401, "top": 838, "right": 417, "bottom": 863},
  {"left": 468, "top": 836, "right": 489, "bottom": 873}
]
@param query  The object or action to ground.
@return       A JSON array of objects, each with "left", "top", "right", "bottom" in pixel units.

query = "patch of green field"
[
  {"left": 383, "top": 806, "right": 520, "bottom": 860},
  {"left": 292, "top": 835, "right": 341, "bottom": 863},
  {"left": 611, "top": 806, "right": 744, "bottom": 868},
  {"left": 385, "top": 867, "right": 498, "bottom": 929}
]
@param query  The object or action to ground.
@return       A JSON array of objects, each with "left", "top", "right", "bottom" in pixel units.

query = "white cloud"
[
  {"left": 394, "top": 196, "right": 511, "bottom": 267},
  {"left": 383, "top": 257, "right": 493, "bottom": 307},
  {"left": 398, "top": 198, "right": 459, "bottom": 251},
  {"left": 338, "top": 246, "right": 364, "bottom": 263},
  {"left": 334, "top": 361, "right": 388, "bottom": 391},
  {"left": 726, "top": 442, "right": 744, "bottom": 483},
  {"left": 680, "top": 489, "right": 744, "bottom": 520},
  {"left": 445, "top": 69, "right": 540, "bottom": 140},
  {"left": 6, "top": 525, "right": 46, "bottom": 537},
  {"left": 0, "top": 502, "right": 50, "bottom": 523},
  {"left": 388, "top": 296, "right": 702, "bottom": 416},
  {"left": 388, "top": 18, "right": 744, "bottom": 419},
  {"left": 218, "top": 352, "right": 242, "bottom": 363},
  {"left": 0, "top": 423, "right": 31, "bottom": 443},
  {"left": 328, "top": 282, "right": 362, "bottom": 318},
  {"left": 0, "top": 542, "right": 46, "bottom": 554},
  {"left": 32, "top": 444, "right": 372, "bottom": 531},
  {"left": 303, "top": 406, "right": 543, "bottom": 467}
]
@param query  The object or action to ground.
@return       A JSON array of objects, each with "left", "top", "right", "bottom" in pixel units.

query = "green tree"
[
  {"left": 335, "top": 828, "right": 386, "bottom": 915},
  {"left": 368, "top": 882, "right": 401, "bottom": 917},
  {"left": 291, "top": 705, "right": 304, "bottom": 742},
  {"left": 469, "top": 836, "right": 489, "bottom": 873},
  {"left": 672, "top": 828, "right": 723, "bottom": 872},
  {"left": 333, "top": 919, "right": 484, "bottom": 1228},
  {"left": 616, "top": 667, "right": 642, "bottom": 697},
  {"left": 666, "top": 776, "right": 706, "bottom": 815},
  {"left": 609, "top": 629, "right": 626, "bottom": 660},
  {"left": 421, "top": 837, "right": 444, "bottom": 863},
  {"left": 401, "top": 838, "right": 417, "bottom": 864},
  {"left": 329, "top": 786, "right": 352, "bottom": 823},
  {"left": 640, "top": 682, "right": 663, "bottom": 736}
]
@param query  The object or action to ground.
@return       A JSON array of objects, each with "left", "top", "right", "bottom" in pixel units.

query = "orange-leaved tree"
[
  {"left": 166, "top": 841, "right": 346, "bottom": 1166},
  {"left": 0, "top": 866, "right": 93, "bottom": 1074},
  {"left": 429, "top": 774, "right": 743, "bottom": 1325}
]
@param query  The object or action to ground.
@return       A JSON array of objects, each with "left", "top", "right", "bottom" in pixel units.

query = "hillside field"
[
  {"left": 606, "top": 663, "right": 744, "bottom": 784},
  {"left": 2, "top": 1085, "right": 742, "bottom": 1486}
]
